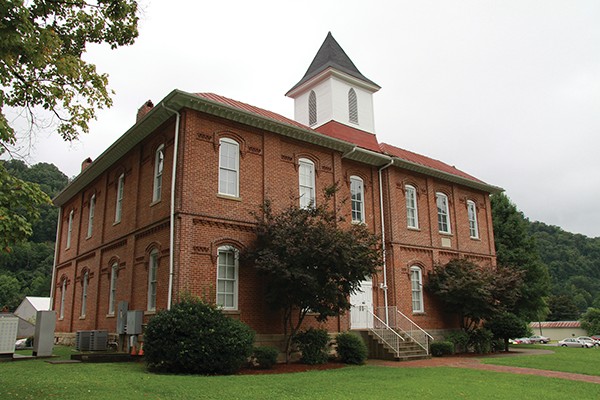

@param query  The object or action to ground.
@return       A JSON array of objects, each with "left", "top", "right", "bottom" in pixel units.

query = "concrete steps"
[{"left": 356, "top": 330, "right": 430, "bottom": 362}]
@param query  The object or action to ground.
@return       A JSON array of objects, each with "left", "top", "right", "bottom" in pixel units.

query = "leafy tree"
[
  {"left": 250, "top": 195, "right": 381, "bottom": 362},
  {"left": 580, "top": 308, "right": 600, "bottom": 336},
  {"left": 547, "top": 294, "right": 580, "bottom": 321},
  {"left": 0, "top": 0, "right": 139, "bottom": 250},
  {"left": 0, "top": 273, "right": 21, "bottom": 310},
  {"left": 426, "top": 259, "right": 523, "bottom": 332},
  {"left": 486, "top": 312, "right": 529, "bottom": 352},
  {"left": 491, "top": 193, "right": 550, "bottom": 321}
]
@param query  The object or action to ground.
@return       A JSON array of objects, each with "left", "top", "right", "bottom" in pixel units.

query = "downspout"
[
  {"left": 162, "top": 103, "right": 181, "bottom": 310},
  {"left": 49, "top": 206, "right": 62, "bottom": 310},
  {"left": 341, "top": 146, "right": 357, "bottom": 159},
  {"left": 378, "top": 158, "right": 394, "bottom": 324}
]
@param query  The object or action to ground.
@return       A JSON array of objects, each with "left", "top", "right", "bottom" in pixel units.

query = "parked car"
[
  {"left": 558, "top": 338, "right": 594, "bottom": 348},
  {"left": 576, "top": 336, "right": 600, "bottom": 347},
  {"left": 528, "top": 335, "right": 550, "bottom": 344},
  {"left": 509, "top": 337, "right": 532, "bottom": 344}
]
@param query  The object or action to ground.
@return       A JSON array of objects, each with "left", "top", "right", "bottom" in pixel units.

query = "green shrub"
[
  {"left": 144, "top": 296, "right": 255, "bottom": 375},
  {"left": 336, "top": 332, "right": 367, "bottom": 364},
  {"left": 25, "top": 336, "right": 34, "bottom": 347},
  {"left": 252, "top": 346, "right": 279, "bottom": 369},
  {"left": 469, "top": 328, "right": 493, "bottom": 354},
  {"left": 430, "top": 341, "right": 454, "bottom": 357},
  {"left": 445, "top": 331, "right": 469, "bottom": 353},
  {"left": 294, "top": 328, "right": 330, "bottom": 365}
]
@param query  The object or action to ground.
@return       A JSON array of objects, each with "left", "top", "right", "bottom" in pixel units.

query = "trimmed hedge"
[
  {"left": 336, "top": 332, "right": 367, "bottom": 364},
  {"left": 430, "top": 341, "right": 454, "bottom": 357},
  {"left": 294, "top": 328, "right": 330, "bottom": 365},
  {"left": 144, "top": 296, "right": 255, "bottom": 375},
  {"left": 252, "top": 346, "right": 279, "bottom": 369}
]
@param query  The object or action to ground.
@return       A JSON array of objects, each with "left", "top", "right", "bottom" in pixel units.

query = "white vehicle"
[
  {"left": 576, "top": 336, "right": 600, "bottom": 347},
  {"left": 558, "top": 338, "right": 594, "bottom": 348}
]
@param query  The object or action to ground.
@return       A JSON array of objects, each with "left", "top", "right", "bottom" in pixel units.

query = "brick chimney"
[
  {"left": 81, "top": 157, "right": 93, "bottom": 172},
  {"left": 136, "top": 100, "right": 154, "bottom": 122}
]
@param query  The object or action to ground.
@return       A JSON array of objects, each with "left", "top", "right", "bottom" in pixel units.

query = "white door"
[{"left": 350, "top": 279, "right": 373, "bottom": 329}]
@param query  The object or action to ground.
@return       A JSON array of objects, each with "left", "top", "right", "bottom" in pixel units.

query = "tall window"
[
  {"left": 308, "top": 90, "right": 317, "bottom": 126},
  {"left": 348, "top": 88, "right": 358, "bottom": 124},
  {"left": 218, "top": 138, "right": 239, "bottom": 197},
  {"left": 405, "top": 185, "right": 419, "bottom": 229},
  {"left": 298, "top": 158, "right": 315, "bottom": 209},
  {"left": 467, "top": 200, "right": 479, "bottom": 239},
  {"left": 350, "top": 176, "right": 364, "bottom": 223},
  {"left": 436, "top": 192, "right": 451, "bottom": 233},
  {"left": 66, "top": 210, "right": 74, "bottom": 248},
  {"left": 217, "top": 246, "right": 238, "bottom": 310},
  {"left": 147, "top": 249, "right": 159, "bottom": 311},
  {"left": 108, "top": 262, "right": 118, "bottom": 315},
  {"left": 81, "top": 270, "right": 88, "bottom": 317},
  {"left": 153, "top": 144, "right": 165, "bottom": 202},
  {"left": 59, "top": 279, "right": 66, "bottom": 319},
  {"left": 410, "top": 266, "right": 424, "bottom": 313},
  {"left": 87, "top": 194, "right": 95, "bottom": 238},
  {"left": 115, "top": 173, "right": 125, "bottom": 223}
]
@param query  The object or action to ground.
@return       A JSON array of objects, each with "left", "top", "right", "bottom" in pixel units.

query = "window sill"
[
  {"left": 106, "top": 314, "right": 115, "bottom": 318},
  {"left": 144, "top": 310, "right": 156, "bottom": 316},
  {"left": 412, "top": 312, "right": 426, "bottom": 316},
  {"left": 438, "top": 232, "right": 453, "bottom": 236},
  {"left": 470, "top": 236, "right": 481, "bottom": 241},
  {"left": 217, "top": 194, "right": 242, "bottom": 202},
  {"left": 85, "top": 235, "right": 92, "bottom": 240},
  {"left": 407, "top": 226, "right": 420, "bottom": 231},
  {"left": 79, "top": 316, "right": 86, "bottom": 320},
  {"left": 150, "top": 199, "right": 161, "bottom": 207},
  {"left": 222, "top": 309, "right": 240, "bottom": 316},
  {"left": 351, "top": 220, "right": 366, "bottom": 225},
  {"left": 113, "top": 221, "right": 121, "bottom": 226}
]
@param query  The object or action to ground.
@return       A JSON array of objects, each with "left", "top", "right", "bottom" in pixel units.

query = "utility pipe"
[
  {"left": 378, "top": 158, "right": 394, "bottom": 324},
  {"left": 162, "top": 103, "right": 181, "bottom": 310}
]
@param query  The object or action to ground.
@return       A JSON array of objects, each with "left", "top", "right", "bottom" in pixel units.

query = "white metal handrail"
[
  {"left": 375, "top": 307, "right": 435, "bottom": 355},
  {"left": 366, "top": 308, "right": 404, "bottom": 357}
]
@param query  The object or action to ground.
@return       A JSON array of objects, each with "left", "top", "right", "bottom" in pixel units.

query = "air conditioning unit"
[
  {"left": 76, "top": 330, "right": 108, "bottom": 351},
  {"left": 76, "top": 331, "right": 92, "bottom": 351}
]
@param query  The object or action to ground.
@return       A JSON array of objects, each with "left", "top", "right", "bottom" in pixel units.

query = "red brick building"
[{"left": 51, "top": 33, "right": 500, "bottom": 347}]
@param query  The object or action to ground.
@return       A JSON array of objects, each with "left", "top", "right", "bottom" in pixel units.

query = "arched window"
[
  {"left": 405, "top": 185, "right": 419, "bottom": 229},
  {"left": 436, "top": 192, "right": 451, "bottom": 234},
  {"left": 87, "top": 194, "right": 95, "bottom": 238},
  {"left": 467, "top": 200, "right": 479, "bottom": 239},
  {"left": 298, "top": 158, "right": 315, "bottom": 209},
  {"left": 115, "top": 173, "right": 125, "bottom": 223},
  {"left": 153, "top": 144, "right": 165, "bottom": 202},
  {"left": 59, "top": 278, "right": 67, "bottom": 319},
  {"left": 308, "top": 90, "right": 317, "bottom": 126},
  {"left": 216, "top": 246, "right": 239, "bottom": 310},
  {"left": 350, "top": 176, "right": 364, "bottom": 223},
  {"left": 410, "top": 266, "right": 424, "bottom": 313},
  {"left": 147, "top": 249, "right": 159, "bottom": 311},
  {"left": 81, "top": 270, "right": 89, "bottom": 317},
  {"left": 348, "top": 88, "right": 358, "bottom": 124},
  {"left": 66, "top": 209, "right": 74, "bottom": 249},
  {"left": 108, "top": 262, "right": 118, "bottom": 315},
  {"left": 218, "top": 138, "right": 239, "bottom": 197}
]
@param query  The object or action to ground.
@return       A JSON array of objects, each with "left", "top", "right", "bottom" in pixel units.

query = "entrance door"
[{"left": 350, "top": 279, "right": 373, "bottom": 329}]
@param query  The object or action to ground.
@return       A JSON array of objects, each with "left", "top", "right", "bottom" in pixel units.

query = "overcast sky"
[{"left": 13, "top": 1, "right": 600, "bottom": 238}]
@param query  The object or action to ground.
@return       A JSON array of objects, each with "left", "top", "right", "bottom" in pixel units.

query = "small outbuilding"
[{"left": 529, "top": 321, "right": 587, "bottom": 341}]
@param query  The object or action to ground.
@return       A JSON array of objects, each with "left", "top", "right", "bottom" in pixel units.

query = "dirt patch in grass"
[{"left": 239, "top": 361, "right": 347, "bottom": 375}]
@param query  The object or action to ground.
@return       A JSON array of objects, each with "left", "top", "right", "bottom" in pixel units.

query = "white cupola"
[{"left": 285, "top": 32, "right": 380, "bottom": 134}]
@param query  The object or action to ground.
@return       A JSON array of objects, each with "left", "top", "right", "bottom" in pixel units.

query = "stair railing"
[{"left": 366, "top": 307, "right": 404, "bottom": 358}]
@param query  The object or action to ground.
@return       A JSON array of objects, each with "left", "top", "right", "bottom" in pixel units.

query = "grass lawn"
[
  {"left": 1, "top": 347, "right": 599, "bottom": 399},
  {"left": 483, "top": 344, "right": 600, "bottom": 376}
]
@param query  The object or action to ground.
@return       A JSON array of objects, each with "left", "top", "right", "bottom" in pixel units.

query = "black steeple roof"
[{"left": 287, "top": 32, "right": 380, "bottom": 95}]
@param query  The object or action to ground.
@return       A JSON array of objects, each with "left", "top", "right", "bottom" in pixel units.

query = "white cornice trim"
[{"left": 285, "top": 67, "right": 381, "bottom": 98}]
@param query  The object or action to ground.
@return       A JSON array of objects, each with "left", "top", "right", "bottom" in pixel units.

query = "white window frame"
[
  {"left": 147, "top": 249, "right": 159, "bottom": 311},
  {"left": 153, "top": 144, "right": 165, "bottom": 202},
  {"left": 216, "top": 246, "right": 239, "bottom": 310},
  {"left": 350, "top": 176, "right": 364, "bottom": 223},
  {"left": 405, "top": 185, "right": 419, "bottom": 229},
  {"left": 298, "top": 158, "right": 315, "bottom": 209},
  {"left": 108, "top": 262, "right": 118, "bottom": 315},
  {"left": 308, "top": 90, "right": 317, "bottom": 126},
  {"left": 87, "top": 194, "right": 95, "bottom": 238},
  {"left": 410, "top": 266, "right": 424, "bottom": 313},
  {"left": 59, "top": 279, "right": 66, "bottom": 319},
  {"left": 81, "top": 270, "right": 88, "bottom": 317},
  {"left": 115, "top": 173, "right": 125, "bottom": 223},
  {"left": 436, "top": 192, "right": 451, "bottom": 234},
  {"left": 348, "top": 88, "right": 358, "bottom": 124},
  {"left": 467, "top": 200, "right": 479, "bottom": 239},
  {"left": 218, "top": 138, "right": 240, "bottom": 197},
  {"left": 66, "top": 209, "right": 74, "bottom": 249}
]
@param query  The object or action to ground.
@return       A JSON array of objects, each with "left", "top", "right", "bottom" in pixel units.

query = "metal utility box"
[
  {"left": 126, "top": 311, "right": 143, "bottom": 335},
  {"left": 0, "top": 317, "right": 19, "bottom": 356},
  {"left": 33, "top": 310, "right": 55, "bottom": 357},
  {"left": 116, "top": 301, "right": 128, "bottom": 334}
]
